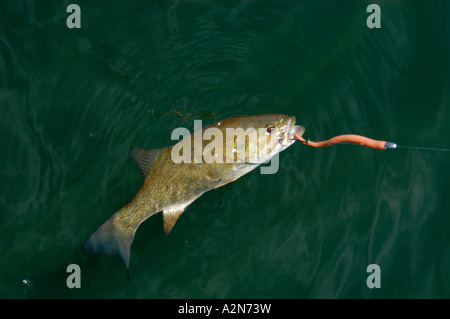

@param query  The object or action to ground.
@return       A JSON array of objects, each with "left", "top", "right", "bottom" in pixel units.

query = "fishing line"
[{"left": 395, "top": 145, "right": 450, "bottom": 152}]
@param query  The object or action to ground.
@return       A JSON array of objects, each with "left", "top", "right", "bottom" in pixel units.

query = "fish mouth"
[{"left": 281, "top": 116, "right": 305, "bottom": 144}]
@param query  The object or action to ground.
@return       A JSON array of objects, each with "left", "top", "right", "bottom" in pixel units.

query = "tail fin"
[{"left": 83, "top": 214, "right": 135, "bottom": 276}]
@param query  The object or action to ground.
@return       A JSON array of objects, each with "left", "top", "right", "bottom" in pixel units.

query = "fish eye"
[{"left": 266, "top": 125, "right": 275, "bottom": 134}]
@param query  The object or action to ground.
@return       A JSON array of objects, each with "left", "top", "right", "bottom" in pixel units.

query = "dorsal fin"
[
  {"left": 130, "top": 146, "right": 165, "bottom": 177},
  {"left": 162, "top": 207, "right": 187, "bottom": 235}
]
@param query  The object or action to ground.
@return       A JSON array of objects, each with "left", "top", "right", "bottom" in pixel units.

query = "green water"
[{"left": 1, "top": 0, "right": 449, "bottom": 299}]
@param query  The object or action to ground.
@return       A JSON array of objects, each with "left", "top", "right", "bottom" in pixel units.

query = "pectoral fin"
[{"left": 163, "top": 207, "right": 186, "bottom": 235}]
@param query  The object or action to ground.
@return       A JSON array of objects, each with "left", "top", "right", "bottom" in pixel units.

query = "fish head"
[{"left": 210, "top": 114, "right": 305, "bottom": 164}]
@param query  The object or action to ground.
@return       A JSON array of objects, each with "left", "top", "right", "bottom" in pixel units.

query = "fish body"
[{"left": 84, "top": 114, "right": 304, "bottom": 272}]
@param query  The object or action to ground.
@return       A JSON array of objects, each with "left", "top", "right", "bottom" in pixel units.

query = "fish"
[{"left": 83, "top": 114, "right": 305, "bottom": 276}]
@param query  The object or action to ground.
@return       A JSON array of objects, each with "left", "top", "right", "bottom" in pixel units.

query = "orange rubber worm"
[{"left": 294, "top": 134, "right": 397, "bottom": 150}]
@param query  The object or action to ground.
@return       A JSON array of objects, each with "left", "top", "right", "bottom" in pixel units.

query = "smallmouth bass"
[{"left": 84, "top": 114, "right": 304, "bottom": 276}]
